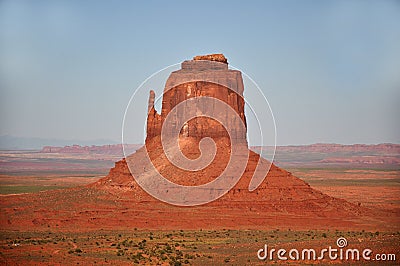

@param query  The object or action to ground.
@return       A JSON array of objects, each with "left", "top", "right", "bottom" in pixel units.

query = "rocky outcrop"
[
  {"left": 146, "top": 55, "right": 246, "bottom": 142},
  {"left": 95, "top": 54, "right": 362, "bottom": 218},
  {"left": 193, "top": 53, "right": 228, "bottom": 63},
  {"left": 146, "top": 90, "right": 162, "bottom": 140}
]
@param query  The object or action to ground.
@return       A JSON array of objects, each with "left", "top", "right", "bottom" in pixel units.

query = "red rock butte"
[
  {"left": 94, "top": 54, "right": 372, "bottom": 224},
  {"left": 146, "top": 54, "right": 246, "bottom": 143},
  {"left": 1, "top": 54, "right": 395, "bottom": 232}
]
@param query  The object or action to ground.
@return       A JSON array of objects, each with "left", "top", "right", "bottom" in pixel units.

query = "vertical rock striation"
[{"left": 146, "top": 54, "right": 247, "bottom": 143}]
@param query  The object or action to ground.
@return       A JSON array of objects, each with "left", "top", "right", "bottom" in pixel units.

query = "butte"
[
  {"left": 92, "top": 54, "right": 376, "bottom": 229},
  {"left": 1, "top": 54, "right": 395, "bottom": 231}
]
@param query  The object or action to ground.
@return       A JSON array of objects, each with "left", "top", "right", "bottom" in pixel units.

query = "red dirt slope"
[{"left": 0, "top": 137, "right": 398, "bottom": 231}]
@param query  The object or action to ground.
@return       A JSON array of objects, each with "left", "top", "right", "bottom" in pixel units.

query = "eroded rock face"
[
  {"left": 92, "top": 54, "right": 363, "bottom": 219},
  {"left": 146, "top": 54, "right": 247, "bottom": 143},
  {"left": 193, "top": 53, "right": 228, "bottom": 63}
]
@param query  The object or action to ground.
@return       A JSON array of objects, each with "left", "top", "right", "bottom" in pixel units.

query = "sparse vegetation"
[{"left": 3, "top": 230, "right": 398, "bottom": 265}]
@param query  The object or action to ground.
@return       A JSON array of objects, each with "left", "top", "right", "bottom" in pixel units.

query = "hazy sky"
[{"left": 1, "top": 0, "right": 399, "bottom": 145}]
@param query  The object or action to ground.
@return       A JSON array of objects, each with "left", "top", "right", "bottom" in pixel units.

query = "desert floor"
[{"left": 0, "top": 149, "right": 398, "bottom": 265}]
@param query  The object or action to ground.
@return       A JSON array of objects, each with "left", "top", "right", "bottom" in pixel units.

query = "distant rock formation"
[
  {"left": 320, "top": 156, "right": 400, "bottom": 165},
  {"left": 41, "top": 144, "right": 141, "bottom": 155},
  {"left": 270, "top": 143, "right": 400, "bottom": 153}
]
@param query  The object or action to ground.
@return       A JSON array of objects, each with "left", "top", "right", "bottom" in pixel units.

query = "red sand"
[{"left": 1, "top": 137, "right": 398, "bottom": 233}]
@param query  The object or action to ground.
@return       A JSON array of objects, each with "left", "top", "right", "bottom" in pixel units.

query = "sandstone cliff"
[
  {"left": 94, "top": 54, "right": 363, "bottom": 218},
  {"left": 146, "top": 58, "right": 246, "bottom": 142}
]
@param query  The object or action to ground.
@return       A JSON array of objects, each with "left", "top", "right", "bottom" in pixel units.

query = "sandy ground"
[{"left": 0, "top": 150, "right": 398, "bottom": 265}]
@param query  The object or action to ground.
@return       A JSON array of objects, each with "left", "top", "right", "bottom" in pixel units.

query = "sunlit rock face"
[{"left": 146, "top": 54, "right": 247, "bottom": 143}]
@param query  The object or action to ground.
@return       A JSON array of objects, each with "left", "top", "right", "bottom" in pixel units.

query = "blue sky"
[{"left": 0, "top": 0, "right": 399, "bottom": 145}]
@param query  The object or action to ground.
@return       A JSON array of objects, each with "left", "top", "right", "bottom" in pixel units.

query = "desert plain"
[{"left": 0, "top": 143, "right": 399, "bottom": 265}]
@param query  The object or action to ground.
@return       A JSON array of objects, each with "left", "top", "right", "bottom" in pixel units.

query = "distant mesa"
[
  {"left": 41, "top": 144, "right": 141, "bottom": 156},
  {"left": 272, "top": 143, "right": 400, "bottom": 153}
]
